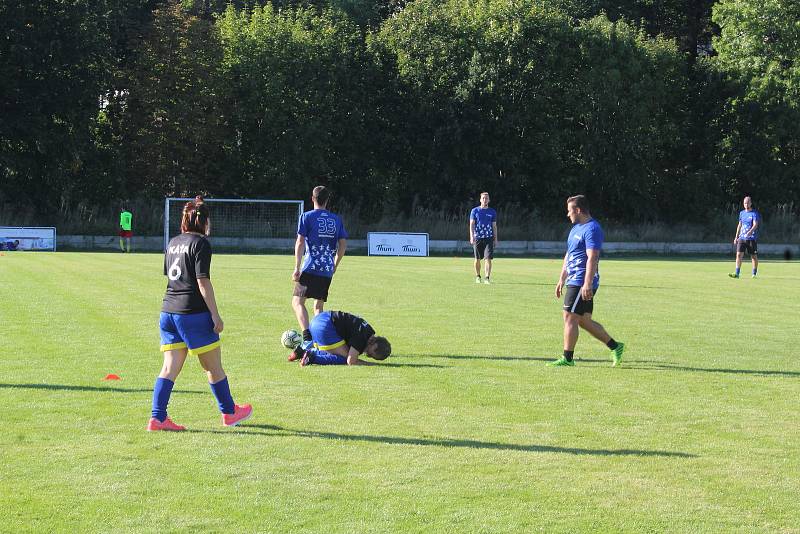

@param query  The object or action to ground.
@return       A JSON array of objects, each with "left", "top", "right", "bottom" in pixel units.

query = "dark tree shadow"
[
  {"left": 285, "top": 361, "right": 449, "bottom": 368},
  {"left": 419, "top": 354, "right": 611, "bottom": 363},
  {"left": 188, "top": 424, "right": 695, "bottom": 458},
  {"left": 0, "top": 383, "right": 204, "bottom": 394},
  {"left": 418, "top": 353, "right": 671, "bottom": 365},
  {"left": 628, "top": 364, "right": 800, "bottom": 378},
  {"left": 496, "top": 281, "right": 678, "bottom": 290},
  {"left": 375, "top": 362, "right": 450, "bottom": 369},
  {"left": 491, "top": 281, "right": 556, "bottom": 287}
]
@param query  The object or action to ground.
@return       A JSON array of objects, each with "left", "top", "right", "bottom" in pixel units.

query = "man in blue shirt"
[
  {"left": 469, "top": 192, "right": 498, "bottom": 284},
  {"left": 291, "top": 186, "right": 348, "bottom": 358},
  {"left": 549, "top": 195, "right": 624, "bottom": 367},
  {"left": 729, "top": 196, "right": 761, "bottom": 278}
]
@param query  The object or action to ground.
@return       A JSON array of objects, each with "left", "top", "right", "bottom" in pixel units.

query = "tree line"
[{"left": 1, "top": 0, "right": 798, "bottom": 229}]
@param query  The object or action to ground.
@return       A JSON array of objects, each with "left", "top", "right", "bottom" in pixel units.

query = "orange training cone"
[{"left": 103, "top": 374, "right": 122, "bottom": 381}]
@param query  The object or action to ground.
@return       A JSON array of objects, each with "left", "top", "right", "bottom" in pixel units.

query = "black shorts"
[
  {"left": 474, "top": 238, "right": 495, "bottom": 260},
  {"left": 563, "top": 285, "right": 597, "bottom": 316},
  {"left": 737, "top": 240, "right": 757, "bottom": 255},
  {"left": 294, "top": 272, "right": 333, "bottom": 301}
]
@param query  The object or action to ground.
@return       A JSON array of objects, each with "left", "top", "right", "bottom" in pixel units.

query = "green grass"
[{"left": 1, "top": 252, "right": 799, "bottom": 533}]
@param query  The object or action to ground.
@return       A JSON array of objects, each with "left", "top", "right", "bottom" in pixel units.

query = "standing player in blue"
[
  {"left": 290, "top": 186, "right": 348, "bottom": 360},
  {"left": 293, "top": 311, "right": 391, "bottom": 366},
  {"left": 549, "top": 195, "right": 624, "bottom": 367},
  {"left": 469, "top": 192, "right": 498, "bottom": 284},
  {"left": 148, "top": 196, "right": 253, "bottom": 431},
  {"left": 729, "top": 196, "right": 761, "bottom": 278}
]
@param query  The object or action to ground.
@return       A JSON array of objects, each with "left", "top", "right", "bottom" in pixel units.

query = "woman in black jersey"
[{"left": 147, "top": 196, "right": 252, "bottom": 431}]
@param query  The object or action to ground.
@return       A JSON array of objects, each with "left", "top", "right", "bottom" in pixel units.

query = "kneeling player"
[{"left": 290, "top": 311, "right": 391, "bottom": 366}]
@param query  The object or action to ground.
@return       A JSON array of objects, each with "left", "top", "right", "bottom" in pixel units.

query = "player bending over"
[{"left": 289, "top": 311, "right": 391, "bottom": 366}]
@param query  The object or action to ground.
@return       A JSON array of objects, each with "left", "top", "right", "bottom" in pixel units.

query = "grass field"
[{"left": 1, "top": 252, "right": 799, "bottom": 533}]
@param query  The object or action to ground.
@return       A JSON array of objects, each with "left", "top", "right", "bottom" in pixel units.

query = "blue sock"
[
  {"left": 735, "top": 267, "right": 740, "bottom": 276},
  {"left": 209, "top": 377, "right": 235, "bottom": 414},
  {"left": 752, "top": 268, "right": 757, "bottom": 276},
  {"left": 313, "top": 350, "right": 348, "bottom": 365},
  {"left": 151, "top": 377, "right": 175, "bottom": 422}
]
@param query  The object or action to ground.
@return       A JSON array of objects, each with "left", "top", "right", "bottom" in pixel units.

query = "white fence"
[{"left": 55, "top": 235, "right": 799, "bottom": 256}]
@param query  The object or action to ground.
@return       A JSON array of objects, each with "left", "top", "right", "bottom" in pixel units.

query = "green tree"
[
  {"left": 0, "top": 1, "right": 152, "bottom": 210},
  {"left": 107, "top": 2, "right": 231, "bottom": 197},
  {"left": 712, "top": 0, "right": 800, "bottom": 203},
  {"left": 545, "top": 0, "right": 717, "bottom": 57},
  {"left": 374, "top": 0, "right": 689, "bottom": 220},
  {"left": 217, "top": 4, "right": 389, "bottom": 209}
]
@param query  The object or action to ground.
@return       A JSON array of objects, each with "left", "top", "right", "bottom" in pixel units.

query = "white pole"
[{"left": 163, "top": 198, "right": 170, "bottom": 251}]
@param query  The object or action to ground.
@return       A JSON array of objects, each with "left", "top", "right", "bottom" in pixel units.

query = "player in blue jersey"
[
  {"left": 0, "top": 239, "right": 20, "bottom": 251},
  {"left": 291, "top": 186, "right": 348, "bottom": 359},
  {"left": 548, "top": 195, "right": 624, "bottom": 367},
  {"left": 293, "top": 310, "right": 391, "bottom": 366},
  {"left": 469, "top": 192, "right": 498, "bottom": 284},
  {"left": 729, "top": 196, "right": 761, "bottom": 279}
]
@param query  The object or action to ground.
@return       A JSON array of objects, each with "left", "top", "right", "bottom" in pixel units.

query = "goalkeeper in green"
[{"left": 119, "top": 205, "right": 133, "bottom": 253}]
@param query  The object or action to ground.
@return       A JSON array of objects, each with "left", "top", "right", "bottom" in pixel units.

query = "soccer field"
[{"left": 1, "top": 252, "right": 799, "bottom": 532}]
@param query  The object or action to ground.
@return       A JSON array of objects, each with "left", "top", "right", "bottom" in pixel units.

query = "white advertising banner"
[
  {"left": 368, "top": 232, "right": 429, "bottom": 257},
  {"left": 0, "top": 227, "right": 57, "bottom": 251}
]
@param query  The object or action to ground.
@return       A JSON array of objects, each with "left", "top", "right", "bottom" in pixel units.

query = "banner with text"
[
  {"left": 0, "top": 227, "right": 57, "bottom": 251},
  {"left": 367, "top": 232, "right": 429, "bottom": 257}
]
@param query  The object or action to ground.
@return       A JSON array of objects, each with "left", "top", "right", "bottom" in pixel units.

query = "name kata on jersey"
[{"left": 168, "top": 244, "right": 191, "bottom": 254}]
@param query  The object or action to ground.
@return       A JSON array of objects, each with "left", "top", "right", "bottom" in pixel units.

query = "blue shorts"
[
  {"left": 310, "top": 312, "right": 345, "bottom": 351},
  {"left": 159, "top": 311, "right": 220, "bottom": 356},
  {"left": 309, "top": 349, "right": 347, "bottom": 365}
]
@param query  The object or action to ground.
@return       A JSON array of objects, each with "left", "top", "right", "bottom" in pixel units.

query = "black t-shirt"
[
  {"left": 161, "top": 233, "right": 211, "bottom": 314},
  {"left": 331, "top": 311, "right": 375, "bottom": 354}
]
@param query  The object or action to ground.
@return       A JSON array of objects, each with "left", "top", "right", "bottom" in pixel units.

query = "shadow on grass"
[
  {"left": 420, "top": 354, "right": 611, "bottom": 363},
  {"left": 0, "top": 383, "right": 204, "bottom": 394},
  {"left": 629, "top": 364, "right": 800, "bottom": 378},
  {"left": 496, "top": 281, "right": 678, "bottom": 290},
  {"left": 419, "top": 353, "right": 672, "bottom": 365},
  {"left": 190, "top": 424, "right": 695, "bottom": 458},
  {"left": 377, "top": 362, "right": 450, "bottom": 369}
]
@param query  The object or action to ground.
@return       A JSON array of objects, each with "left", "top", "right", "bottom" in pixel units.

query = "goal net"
[{"left": 163, "top": 198, "right": 303, "bottom": 251}]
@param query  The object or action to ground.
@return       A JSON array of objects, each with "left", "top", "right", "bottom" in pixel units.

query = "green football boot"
[
  {"left": 547, "top": 357, "right": 575, "bottom": 367},
  {"left": 612, "top": 342, "right": 625, "bottom": 366}
]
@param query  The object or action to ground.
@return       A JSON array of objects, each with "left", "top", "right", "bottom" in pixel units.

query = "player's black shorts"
[
  {"left": 563, "top": 285, "right": 597, "bottom": 316},
  {"left": 294, "top": 272, "right": 333, "bottom": 301},
  {"left": 474, "top": 238, "right": 494, "bottom": 260},
  {"left": 737, "top": 240, "right": 757, "bottom": 255}
]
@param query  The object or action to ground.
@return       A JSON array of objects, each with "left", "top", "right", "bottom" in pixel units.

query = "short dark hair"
[
  {"left": 567, "top": 195, "right": 589, "bottom": 213},
  {"left": 371, "top": 336, "right": 392, "bottom": 360},
  {"left": 312, "top": 185, "right": 331, "bottom": 206}
]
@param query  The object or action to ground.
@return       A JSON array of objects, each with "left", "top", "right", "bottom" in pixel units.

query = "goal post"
[{"left": 163, "top": 198, "right": 304, "bottom": 251}]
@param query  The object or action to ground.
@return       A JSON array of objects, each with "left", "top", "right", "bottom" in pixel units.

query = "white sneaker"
[
  {"left": 484, "top": 278, "right": 491, "bottom": 284},
  {"left": 475, "top": 276, "right": 482, "bottom": 284}
]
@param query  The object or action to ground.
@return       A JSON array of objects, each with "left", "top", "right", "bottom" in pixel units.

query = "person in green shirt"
[{"left": 119, "top": 206, "right": 133, "bottom": 253}]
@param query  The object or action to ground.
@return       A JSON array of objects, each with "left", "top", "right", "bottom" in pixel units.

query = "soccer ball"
[{"left": 281, "top": 329, "right": 302, "bottom": 349}]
